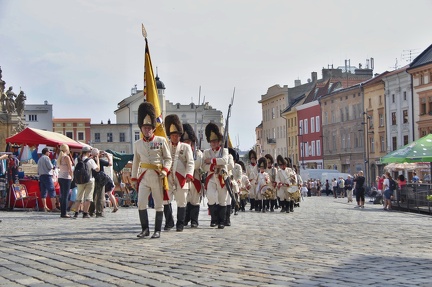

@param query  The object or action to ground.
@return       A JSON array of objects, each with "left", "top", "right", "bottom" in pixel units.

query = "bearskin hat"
[
  {"left": 277, "top": 155, "right": 287, "bottom": 166},
  {"left": 181, "top": 123, "right": 197, "bottom": 143},
  {"left": 285, "top": 157, "right": 292, "bottom": 168},
  {"left": 264, "top": 154, "right": 274, "bottom": 164},
  {"left": 258, "top": 157, "right": 267, "bottom": 169},
  {"left": 238, "top": 161, "right": 246, "bottom": 172},
  {"left": 164, "top": 114, "right": 183, "bottom": 136},
  {"left": 248, "top": 149, "right": 257, "bottom": 160},
  {"left": 228, "top": 148, "right": 239, "bottom": 163},
  {"left": 205, "top": 123, "right": 223, "bottom": 143},
  {"left": 138, "top": 102, "right": 156, "bottom": 128}
]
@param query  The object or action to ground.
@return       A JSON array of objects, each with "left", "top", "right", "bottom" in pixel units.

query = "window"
[
  {"left": 311, "top": 117, "right": 315, "bottom": 133},
  {"left": 272, "top": 107, "right": 275, "bottom": 119},
  {"left": 368, "top": 98, "right": 372, "bottom": 108},
  {"left": 311, "top": 141, "right": 316, "bottom": 156},
  {"left": 403, "top": 110, "right": 408, "bottom": 124},
  {"left": 370, "top": 136, "right": 375, "bottom": 153},
  {"left": 379, "top": 95, "right": 382, "bottom": 105},
  {"left": 119, "top": 132, "right": 125, "bottom": 142},
  {"left": 340, "top": 108, "right": 344, "bottom": 122},
  {"left": 392, "top": 136, "right": 397, "bottom": 151},
  {"left": 94, "top": 133, "right": 100, "bottom": 143},
  {"left": 347, "top": 134, "right": 351, "bottom": 149},
  {"left": 300, "top": 142, "right": 304, "bottom": 158},
  {"left": 305, "top": 142, "right": 309, "bottom": 157},
  {"left": 380, "top": 136, "right": 385, "bottom": 152},
  {"left": 176, "top": 103, "right": 180, "bottom": 109},
  {"left": 66, "top": 132, "right": 73, "bottom": 139},
  {"left": 342, "top": 134, "right": 345, "bottom": 149},
  {"left": 28, "top": 114, "right": 37, "bottom": 121},
  {"left": 345, "top": 107, "right": 349, "bottom": 121},
  {"left": 324, "top": 112, "right": 328, "bottom": 125},
  {"left": 392, "top": 94, "right": 395, "bottom": 103},
  {"left": 107, "top": 132, "right": 113, "bottom": 142},
  {"left": 78, "top": 132, "right": 84, "bottom": 141},
  {"left": 391, "top": 112, "right": 396, "bottom": 125},
  {"left": 403, "top": 135, "right": 409, "bottom": 145},
  {"left": 331, "top": 110, "right": 335, "bottom": 123},
  {"left": 403, "top": 91, "right": 407, "bottom": 101},
  {"left": 379, "top": 114, "right": 384, "bottom": 127},
  {"left": 421, "top": 102, "right": 427, "bottom": 115},
  {"left": 304, "top": 119, "right": 308, "bottom": 134},
  {"left": 134, "top": 131, "right": 140, "bottom": 141},
  {"left": 316, "top": 139, "right": 321, "bottom": 156},
  {"left": 315, "top": 116, "right": 320, "bottom": 132},
  {"left": 332, "top": 133, "right": 336, "bottom": 150},
  {"left": 299, "top": 120, "right": 303, "bottom": 135}
]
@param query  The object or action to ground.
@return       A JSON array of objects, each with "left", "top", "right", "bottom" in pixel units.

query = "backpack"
[
  {"left": 73, "top": 158, "right": 91, "bottom": 184},
  {"left": 389, "top": 179, "right": 397, "bottom": 191}
]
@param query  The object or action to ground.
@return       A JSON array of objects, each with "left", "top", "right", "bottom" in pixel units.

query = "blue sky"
[{"left": 1, "top": 0, "right": 431, "bottom": 150}]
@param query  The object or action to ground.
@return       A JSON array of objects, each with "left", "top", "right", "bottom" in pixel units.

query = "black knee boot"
[
  {"left": 190, "top": 204, "right": 200, "bottom": 228},
  {"left": 137, "top": 209, "right": 150, "bottom": 238},
  {"left": 163, "top": 204, "right": 174, "bottom": 230},
  {"left": 285, "top": 200, "right": 290, "bottom": 213},
  {"left": 176, "top": 207, "right": 186, "bottom": 232},
  {"left": 280, "top": 200, "right": 285, "bottom": 212},
  {"left": 151, "top": 211, "right": 163, "bottom": 239},
  {"left": 218, "top": 205, "right": 227, "bottom": 229},
  {"left": 185, "top": 202, "right": 192, "bottom": 226},
  {"left": 262, "top": 200, "right": 267, "bottom": 213},
  {"left": 225, "top": 205, "right": 231, "bottom": 226},
  {"left": 249, "top": 198, "right": 255, "bottom": 211},
  {"left": 290, "top": 200, "right": 294, "bottom": 212},
  {"left": 270, "top": 199, "right": 276, "bottom": 212},
  {"left": 209, "top": 204, "right": 217, "bottom": 227}
]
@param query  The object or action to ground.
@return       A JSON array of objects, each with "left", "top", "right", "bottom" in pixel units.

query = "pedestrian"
[
  {"left": 88, "top": 148, "right": 112, "bottom": 218},
  {"left": 202, "top": 122, "right": 229, "bottom": 229},
  {"left": 71, "top": 146, "right": 100, "bottom": 218},
  {"left": 324, "top": 179, "right": 330, "bottom": 196},
  {"left": 181, "top": 123, "right": 203, "bottom": 228},
  {"left": 57, "top": 144, "right": 73, "bottom": 218},
  {"left": 300, "top": 183, "right": 308, "bottom": 199},
  {"left": 164, "top": 114, "right": 194, "bottom": 232},
  {"left": 332, "top": 178, "right": 338, "bottom": 198},
  {"left": 377, "top": 175, "right": 385, "bottom": 196},
  {"left": 38, "top": 148, "right": 59, "bottom": 212},
  {"left": 354, "top": 171, "right": 366, "bottom": 208},
  {"left": 345, "top": 175, "right": 354, "bottom": 203},
  {"left": 246, "top": 150, "right": 258, "bottom": 211},
  {"left": 132, "top": 102, "right": 172, "bottom": 239},
  {"left": 412, "top": 172, "right": 419, "bottom": 183},
  {"left": 338, "top": 177, "right": 345, "bottom": 198}
]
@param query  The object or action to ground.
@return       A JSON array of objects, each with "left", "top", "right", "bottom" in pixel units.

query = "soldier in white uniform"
[
  {"left": 224, "top": 148, "right": 238, "bottom": 226},
  {"left": 131, "top": 102, "right": 172, "bottom": 239},
  {"left": 181, "top": 123, "right": 203, "bottom": 228},
  {"left": 265, "top": 154, "right": 278, "bottom": 212},
  {"left": 246, "top": 150, "right": 258, "bottom": 211},
  {"left": 255, "top": 157, "right": 271, "bottom": 212},
  {"left": 276, "top": 155, "right": 297, "bottom": 213},
  {"left": 237, "top": 161, "right": 251, "bottom": 212},
  {"left": 202, "top": 123, "right": 229, "bottom": 229},
  {"left": 163, "top": 114, "right": 194, "bottom": 232}
]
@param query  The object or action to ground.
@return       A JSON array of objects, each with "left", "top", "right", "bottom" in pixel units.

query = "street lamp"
[
  {"left": 362, "top": 112, "right": 371, "bottom": 188},
  {"left": 298, "top": 126, "right": 305, "bottom": 170}
]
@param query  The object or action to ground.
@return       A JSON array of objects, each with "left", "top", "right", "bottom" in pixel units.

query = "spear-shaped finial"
[{"left": 142, "top": 23, "right": 147, "bottom": 38}]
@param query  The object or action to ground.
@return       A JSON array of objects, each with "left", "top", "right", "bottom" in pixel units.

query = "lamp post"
[
  {"left": 298, "top": 126, "right": 305, "bottom": 170},
  {"left": 362, "top": 112, "right": 371, "bottom": 188}
]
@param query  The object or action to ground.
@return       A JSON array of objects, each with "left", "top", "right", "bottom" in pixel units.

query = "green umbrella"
[
  {"left": 105, "top": 149, "right": 134, "bottom": 172},
  {"left": 381, "top": 134, "right": 432, "bottom": 163}
]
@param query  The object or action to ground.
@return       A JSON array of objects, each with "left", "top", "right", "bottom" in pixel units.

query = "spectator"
[
  {"left": 88, "top": 149, "right": 112, "bottom": 218},
  {"left": 324, "top": 179, "right": 331, "bottom": 196},
  {"left": 354, "top": 171, "right": 366, "bottom": 208},
  {"left": 37, "top": 148, "right": 59, "bottom": 212},
  {"left": 338, "top": 177, "right": 345, "bottom": 198},
  {"left": 383, "top": 172, "right": 394, "bottom": 211},
  {"left": 412, "top": 172, "right": 420, "bottom": 183},
  {"left": 377, "top": 175, "right": 385, "bottom": 195},
  {"left": 345, "top": 175, "right": 354, "bottom": 203},
  {"left": 332, "top": 178, "right": 338, "bottom": 198},
  {"left": 57, "top": 144, "right": 73, "bottom": 218},
  {"left": 398, "top": 174, "right": 407, "bottom": 189},
  {"left": 300, "top": 183, "right": 308, "bottom": 200}
]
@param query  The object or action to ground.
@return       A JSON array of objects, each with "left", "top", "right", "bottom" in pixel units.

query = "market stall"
[{"left": 4, "top": 127, "right": 86, "bottom": 210}]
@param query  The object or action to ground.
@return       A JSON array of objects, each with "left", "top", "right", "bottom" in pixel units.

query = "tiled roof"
[{"left": 409, "top": 43, "right": 432, "bottom": 69}]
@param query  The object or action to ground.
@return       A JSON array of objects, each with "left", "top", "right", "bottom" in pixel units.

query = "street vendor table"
[{"left": 9, "top": 179, "right": 60, "bottom": 210}]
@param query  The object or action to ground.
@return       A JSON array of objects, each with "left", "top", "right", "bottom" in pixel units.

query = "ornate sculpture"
[
  {"left": 15, "top": 91, "right": 26, "bottom": 117},
  {"left": 4, "top": 86, "right": 17, "bottom": 114}
]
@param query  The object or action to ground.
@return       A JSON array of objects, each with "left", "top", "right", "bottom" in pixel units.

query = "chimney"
[
  {"left": 311, "top": 72, "right": 317, "bottom": 82},
  {"left": 294, "top": 79, "right": 301, "bottom": 87}
]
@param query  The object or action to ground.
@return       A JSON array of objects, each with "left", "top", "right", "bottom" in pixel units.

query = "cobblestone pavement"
[{"left": 1, "top": 196, "right": 431, "bottom": 287}]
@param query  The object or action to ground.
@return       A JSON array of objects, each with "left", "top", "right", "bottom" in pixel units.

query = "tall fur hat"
[
  {"left": 258, "top": 157, "right": 267, "bottom": 169},
  {"left": 277, "top": 155, "right": 287, "bottom": 166},
  {"left": 164, "top": 114, "right": 183, "bottom": 136},
  {"left": 264, "top": 154, "right": 274, "bottom": 164},
  {"left": 181, "top": 123, "right": 197, "bottom": 143},
  {"left": 285, "top": 157, "right": 292, "bottom": 168},
  {"left": 238, "top": 160, "right": 246, "bottom": 172},
  {"left": 248, "top": 149, "right": 257, "bottom": 160},
  {"left": 205, "top": 123, "right": 223, "bottom": 142},
  {"left": 138, "top": 102, "right": 156, "bottom": 128},
  {"left": 229, "top": 148, "right": 239, "bottom": 163}
]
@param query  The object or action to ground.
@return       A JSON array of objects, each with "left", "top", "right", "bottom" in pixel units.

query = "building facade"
[
  {"left": 52, "top": 118, "right": 91, "bottom": 144},
  {"left": 23, "top": 101, "right": 53, "bottom": 131}
]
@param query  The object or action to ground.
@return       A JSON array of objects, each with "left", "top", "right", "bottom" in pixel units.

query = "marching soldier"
[
  {"left": 256, "top": 157, "right": 271, "bottom": 212},
  {"left": 264, "top": 154, "right": 278, "bottom": 212},
  {"left": 276, "top": 155, "right": 297, "bottom": 213},
  {"left": 246, "top": 149, "right": 258, "bottom": 211},
  {"left": 224, "top": 148, "right": 238, "bottom": 226},
  {"left": 131, "top": 102, "right": 171, "bottom": 239},
  {"left": 202, "top": 123, "right": 229, "bottom": 229},
  {"left": 164, "top": 114, "right": 194, "bottom": 232},
  {"left": 237, "top": 161, "right": 251, "bottom": 212},
  {"left": 181, "top": 123, "right": 203, "bottom": 228}
]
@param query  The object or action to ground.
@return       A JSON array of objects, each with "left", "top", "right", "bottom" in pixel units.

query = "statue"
[
  {"left": 0, "top": 66, "right": 6, "bottom": 112},
  {"left": 4, "top": 86, "right": 17, "bottom": 114},
  {"left": 15, "top": 90, "right": 26, "bottom": 117},
  {"left": 12, "top": 117, "right": 26, "bottom": 134}
]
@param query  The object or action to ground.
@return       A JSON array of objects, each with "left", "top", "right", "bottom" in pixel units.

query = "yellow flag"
[{"left": 144, "top": 37, "right": 167, "bottom": 139}]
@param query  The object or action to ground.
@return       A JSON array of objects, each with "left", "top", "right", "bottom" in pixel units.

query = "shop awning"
[{"left": 6, "top": 127, "right": 85, "bottom": 150}]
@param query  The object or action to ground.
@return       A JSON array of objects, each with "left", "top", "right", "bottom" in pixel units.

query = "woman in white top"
[{"left": 57, "top": 144, "right": 73, "bottom": 218}]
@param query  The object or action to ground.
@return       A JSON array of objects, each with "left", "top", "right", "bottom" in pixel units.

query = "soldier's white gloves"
[{"left": 159, "top": 170, "right": 167, "bottom": 179}]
